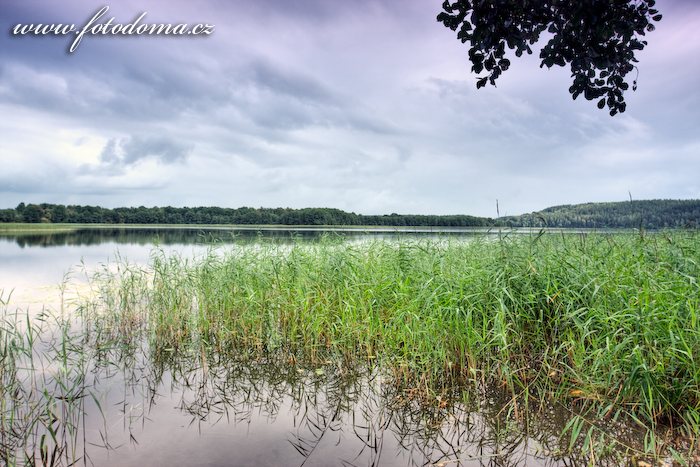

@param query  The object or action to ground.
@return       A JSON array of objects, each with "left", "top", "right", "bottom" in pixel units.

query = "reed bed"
[
  {"left": 0, "top": 299, "right": 99, "bottom": 466},
  {"left": 3, "top": 231, "right": 700, "bottom": 464},
  {"left": 81, "top": 232, "right": 700, "bottom": 451}
]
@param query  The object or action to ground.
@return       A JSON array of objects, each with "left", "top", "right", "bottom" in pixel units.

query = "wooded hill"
[
  {"left": 497, "top": 199, "right": 700, "bottom": 229},
  {"left": 1, "top": 199, "right": 698, "bottom": 229}
]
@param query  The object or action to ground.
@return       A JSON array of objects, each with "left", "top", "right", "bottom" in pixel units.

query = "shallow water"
[
  {"left": 0, "top": 227, "right": 485, "bottom": 310},
  {"left": 25, "top": 339, "right": 608, "bottom": 467},
  {"left": 0, "top": 228, "right": 641, "bottom": 466}
]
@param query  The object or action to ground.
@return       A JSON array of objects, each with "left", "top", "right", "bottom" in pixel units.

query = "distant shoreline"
[
  {"left": 0, "top": 222, "right": 646, "bottom": 237},
  {"left": 1, "top": 199, "right": 698, "bottom": 229}
]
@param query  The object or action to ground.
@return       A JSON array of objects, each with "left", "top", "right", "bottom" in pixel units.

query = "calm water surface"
[{"left": 0, "top": 227, "right": 491, "bottom": 309}]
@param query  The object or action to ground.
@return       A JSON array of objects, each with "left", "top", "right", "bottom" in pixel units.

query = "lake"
[
  {"left": 0, "top": 227, "right": 652, "bottom": 466},
  {"left": 1, "top": 227, "right": 468, "bottom": 305}
]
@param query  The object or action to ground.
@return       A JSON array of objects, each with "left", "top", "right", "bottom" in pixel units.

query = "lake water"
[
  {"left": 0, "top": 227, "right": 501, "bottom": 310},
  {"left": 0, "top": 227, "right": 631, "bottom": 466}
]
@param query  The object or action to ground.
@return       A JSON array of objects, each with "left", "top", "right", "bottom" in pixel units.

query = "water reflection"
[
  {"left": 76, "top": 342, "right": 637, "bottom": 467},
  {"left": 3, "top": 228, "right": 302, "bottom": 248},
  {"left": 0, "top": 227, "right": 492, "bottom": 249}
]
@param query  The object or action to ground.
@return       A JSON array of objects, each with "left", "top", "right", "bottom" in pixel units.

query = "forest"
[
  {"left": 0, "top": 203, "right": 490, "bottom": 227},
  {"left": 499, "top": 199, "right": 700, "bottom": 229},
  {"left": 0, "top": 199, "right": 698, "bottom": 228}
]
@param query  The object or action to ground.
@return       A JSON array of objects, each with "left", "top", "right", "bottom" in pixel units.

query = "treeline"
[
  {"left": 0, "top": 203, "right": 491, "bottom": 227},
  {"left": 2, "top": 200, "right": 698, "bottom": 228},
  {"left": 498, "top": 199, "right": 700, "bottom": 229}
]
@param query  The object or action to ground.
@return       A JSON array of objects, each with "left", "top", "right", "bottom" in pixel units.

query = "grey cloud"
[
  {"left": 227, "top": 59, "right": 397, "bottom": 135},
  {"left": 0, "top": 52, "right": 394, "bottom": 146},
  {"left": 0, "top": 170, "right": 63, "bottom": 195},
  {"left": 250, "top": 61, "right": 335, "bottom": 104},
  {"left": 0, "top": 153, "right": 173, "bottom": 208},
  {"left": 99, "top": 136, "right": 192, "bottom": 166},
  {"left": 0, "top": 49, "right": 232, "bottom": 124}
]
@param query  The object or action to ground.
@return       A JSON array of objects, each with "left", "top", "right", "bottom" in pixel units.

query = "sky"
[{"left": 0, "top": 1, "right": 698, "bottom": 217}]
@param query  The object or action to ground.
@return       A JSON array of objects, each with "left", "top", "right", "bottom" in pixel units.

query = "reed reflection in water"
[{"left": 76, "top": 343, "right": 632, "bottom": 467}]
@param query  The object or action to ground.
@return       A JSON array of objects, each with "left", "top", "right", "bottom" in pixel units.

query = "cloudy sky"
[{"left": 0, "top": 1, "right": 698, "bottom": 217}]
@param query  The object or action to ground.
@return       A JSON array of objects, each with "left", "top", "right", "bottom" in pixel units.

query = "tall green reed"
[
  {"left": 84, "top": 232, "right": 700, "bottom": 446},
  {"left": 4, "top": 231, "right": 699, "bottom": 462}
]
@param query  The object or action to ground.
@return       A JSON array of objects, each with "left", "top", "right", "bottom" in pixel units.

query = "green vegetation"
[
  {"left": 0, "top": 304, "right": 94, "bottom": 466},
  {"left": 0, "top": 203, "right": 491, "bottom": 227},
  {"left": 2, "top": 199, "right": 699, "bottom": 229},
  {"left": 500, "top": 199, "right": 700, "bottom": 229},
  {"left": 2, "top": 232, "right": 700, "bottom": 463},
  {"left": 86, "top": 232, "right": 700, "bottom": 458}
]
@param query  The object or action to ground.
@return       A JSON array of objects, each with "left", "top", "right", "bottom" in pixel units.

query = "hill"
[{"left": 498, "top": 199, "right": 700, "bottom": 229}]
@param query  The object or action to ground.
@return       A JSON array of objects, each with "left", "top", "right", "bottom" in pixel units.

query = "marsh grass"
[
  {"left": 2, "top": 231, "right": 700, "bottom": 464},
  {"left": 0, "top": 293, "right": 104, "bottom": 466},
  {"left": 76, "top": 232, "right": 699, "bottom": 453}
]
